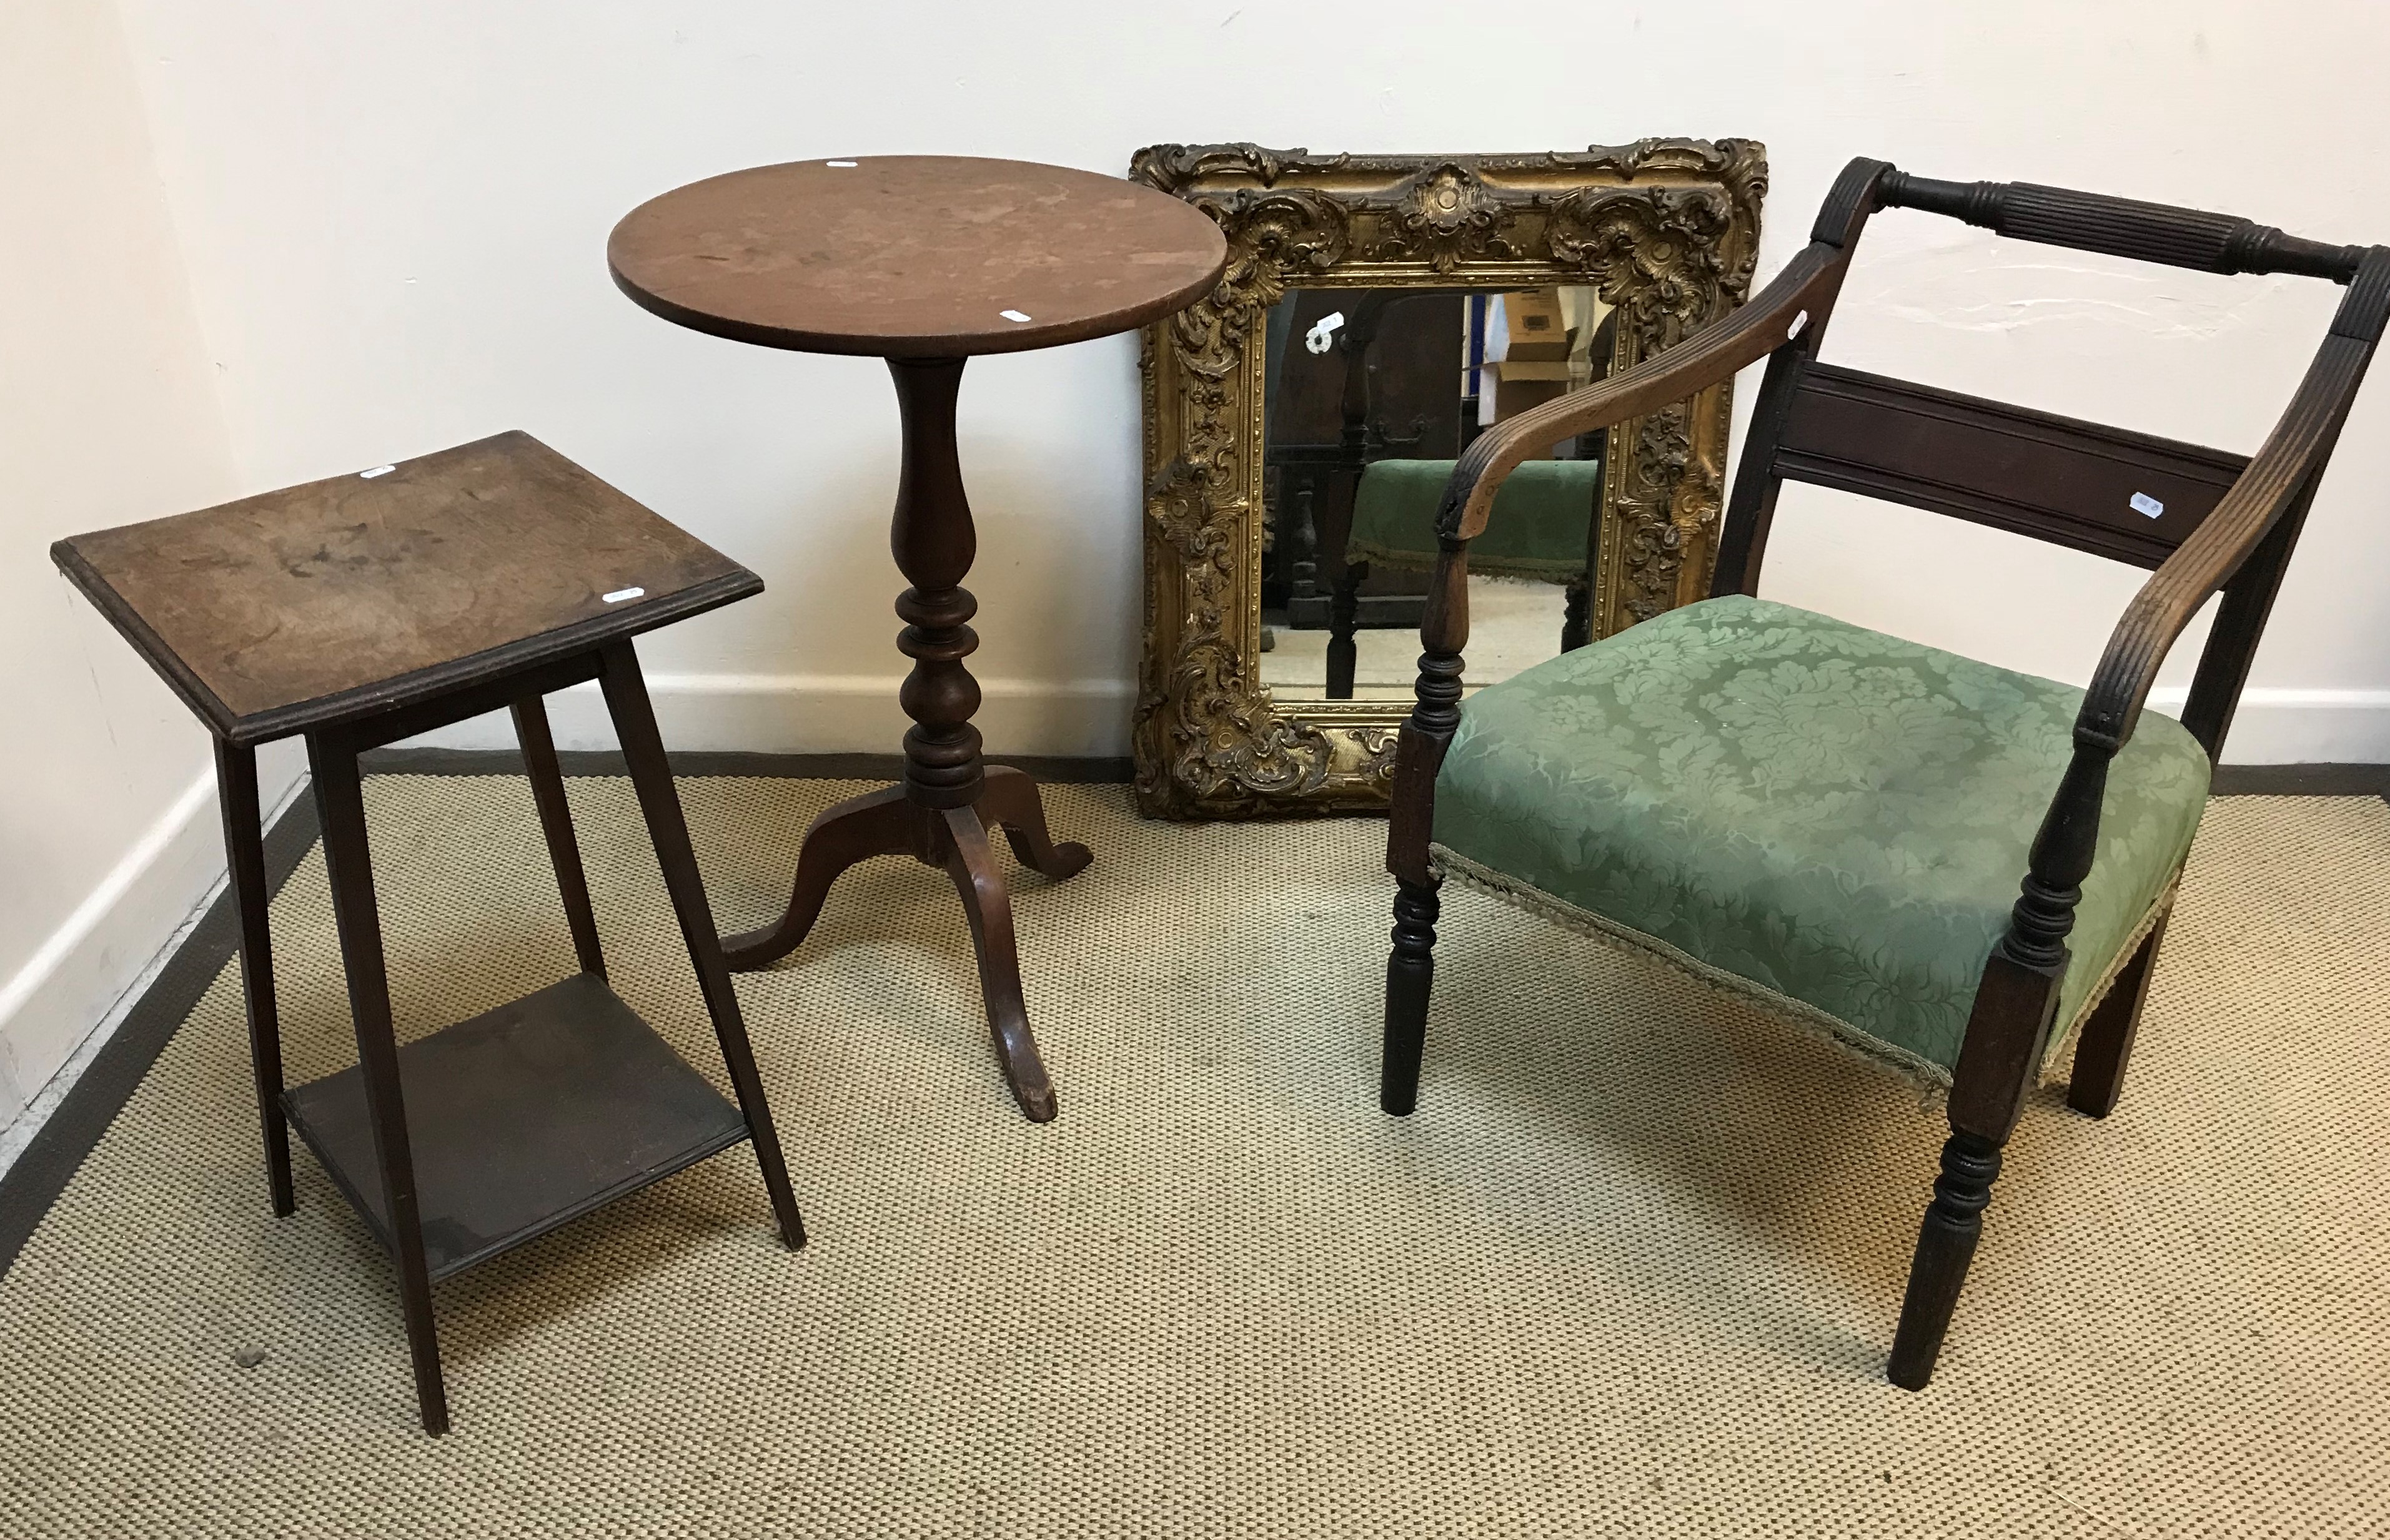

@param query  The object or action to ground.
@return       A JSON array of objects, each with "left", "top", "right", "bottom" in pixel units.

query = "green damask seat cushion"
[
  {"left": 1347, "top": 458, "right": 1602, "bottom": 581},
  {"left": 1431, "top": 595, "right": 2211, "bottom": 1077}
]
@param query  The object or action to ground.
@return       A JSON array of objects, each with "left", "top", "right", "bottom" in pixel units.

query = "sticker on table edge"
[{"left": 602, "top": 586, "right": 647, "bottom": 603}]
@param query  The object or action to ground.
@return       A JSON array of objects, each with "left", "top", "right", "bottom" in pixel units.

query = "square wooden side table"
[{"left": 52, "top": 431, "right": 804, "bottom": 1433}]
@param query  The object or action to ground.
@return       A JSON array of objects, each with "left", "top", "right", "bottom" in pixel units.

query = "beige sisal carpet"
[{"left": 2, "top": 779, "right": 2386, "bottom": 1537}]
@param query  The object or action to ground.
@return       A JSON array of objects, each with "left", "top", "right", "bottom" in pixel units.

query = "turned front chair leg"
[
  {"left": 1891, "top": 736, "right": 2105, "bottom": 1388},
  {"left": 307, "top": 733, "right": 450, "bottom": 1434},
  {"left": 1381, "top": 874, "right": 1441, "bottom": 1115},
  {"left": 215, "top": 737, "right": 295, "bottom": 1218},
  {"left": 1888, "top": 949, "right": 2051, "bottom": 1391},
  {"left": 1887, "top": 1127, "right": 2006, "bottom": 1390}
]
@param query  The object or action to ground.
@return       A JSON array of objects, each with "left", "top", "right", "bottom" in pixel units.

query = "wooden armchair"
[{"left": 1380, "top": 157, "right": 2389, "bottom": 1388}]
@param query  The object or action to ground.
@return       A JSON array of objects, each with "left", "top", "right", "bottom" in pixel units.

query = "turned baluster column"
[{"left": 889, "top": 358, "right": 986, "bottom": 816}]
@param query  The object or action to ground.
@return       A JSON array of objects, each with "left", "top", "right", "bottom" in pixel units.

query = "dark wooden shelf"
[{"left": 284, "top": 973, "right": 748, "bottom": 1281}]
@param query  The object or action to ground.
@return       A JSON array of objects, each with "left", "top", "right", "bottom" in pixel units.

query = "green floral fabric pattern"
[
  {"left": 1432, "top": 595, "right": 2211, "bottom": 1074},
  {"left": 1347, "top": 458, "right": 1604, "bottom": 580}
]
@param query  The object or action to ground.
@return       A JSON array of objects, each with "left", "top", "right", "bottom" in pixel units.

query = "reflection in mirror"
[{"left": 1256, "top": 285, "right": 1617, "bottom": 703}]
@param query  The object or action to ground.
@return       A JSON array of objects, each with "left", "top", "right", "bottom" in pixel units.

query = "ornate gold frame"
[{"left": 1129, "top": 140, "right": 1768, "bottom": 819}]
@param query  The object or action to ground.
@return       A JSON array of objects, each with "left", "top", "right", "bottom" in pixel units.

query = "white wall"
[
  {"left": 0, "top": 0, "right": 305, "bottom": 1142},
  {"left": 8, "top": 1, "right": 2388, "bottom": 1142},
  {"left": 106, "top": 0, "right": 2390, "bottom": 764}
]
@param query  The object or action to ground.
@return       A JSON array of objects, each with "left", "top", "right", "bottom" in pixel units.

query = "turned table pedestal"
[{"left": 608, "top": 156, "right": 1226, "bottom": 1121}]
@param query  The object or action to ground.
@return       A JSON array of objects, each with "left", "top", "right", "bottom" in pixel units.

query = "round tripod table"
[{"left": 609, "top": 156, "right": 1226, "bottom": 1122}]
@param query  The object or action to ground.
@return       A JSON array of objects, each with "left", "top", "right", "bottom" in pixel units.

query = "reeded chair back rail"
[{"left": 1382, "top": 155, "right": 2389, "bottom": 1388}]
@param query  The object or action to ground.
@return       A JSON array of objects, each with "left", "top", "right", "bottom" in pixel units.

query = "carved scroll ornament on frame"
[{"left": 1131, "top": 141, "right": 1767, "bottom": 819}]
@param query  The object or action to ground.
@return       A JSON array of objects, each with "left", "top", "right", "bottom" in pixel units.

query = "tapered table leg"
[
  {"left": 599, "top": 642, "right": 806, "bottom": 1250},
  {"left": 216, "top": 738, "right": 295, "bottom": 1218},
  {"left": 307, "top": 732, "right": 449, "bottom": 1436},
  {"left": 512, "top": 695, "right": 607, "bottom": 979}
]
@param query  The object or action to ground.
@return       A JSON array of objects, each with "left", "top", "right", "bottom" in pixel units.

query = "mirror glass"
[{"left": 1256, "top": 285, "right": 1618, "bottom": 703}]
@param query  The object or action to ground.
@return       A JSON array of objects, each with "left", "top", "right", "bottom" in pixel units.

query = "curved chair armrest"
[
  {"left": 2078, "top": 247, "right": 2390, "bottom": 752},
  {"left": 1948, "top": 249, "right": 2390, "bottom": 1144},
  {"left": 1434, "top": 243, "right": 1848, "bottom": 545}
]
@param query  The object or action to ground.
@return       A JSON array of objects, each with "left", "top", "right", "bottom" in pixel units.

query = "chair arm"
[
  {"left": 2078, "top": 249, "right": 2390, "bottom": 752},
  {"left": 1949, "top": 248, "right": 2390, "bottom": 1141},
  {"left": 1434, "top": 243, "right": 1847, "bottom": 545}
]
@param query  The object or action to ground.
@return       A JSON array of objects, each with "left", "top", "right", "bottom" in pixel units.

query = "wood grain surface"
[
  {"left": 608, "top": 155, "right": 1227, "bottom": 357},
  {"left": 53, "top": 432, "right": 757, "bottom": 740}
]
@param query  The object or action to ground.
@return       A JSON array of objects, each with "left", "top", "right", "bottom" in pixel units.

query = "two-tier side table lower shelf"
[
  {"left": 282, "top": 974, "right": 751, "bottom": 1282},
  {"left": 52, "top": 432, "right": 805, "bottom": 1434}
]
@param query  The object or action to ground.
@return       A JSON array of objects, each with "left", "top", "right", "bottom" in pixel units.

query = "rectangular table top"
[{"left": 52, "top": 431, "right": 759, "bottom": 744}]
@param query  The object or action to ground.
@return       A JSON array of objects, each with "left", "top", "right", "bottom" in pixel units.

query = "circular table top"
[{"left": 608, "top": 155, "right": 1228, "bottom": 358}]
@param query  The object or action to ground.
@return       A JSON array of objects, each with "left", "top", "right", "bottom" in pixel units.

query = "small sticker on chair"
[
  {"left": 360, "top": 465, "right": 395, "bottom": 479},
  {"left": 603, "top": 586, "right": 645, "bottom": 603},
  {"left": 1001, "top": 309, "right": 1033, "bottom": 323},
  {"left": 2130, "top": 492, "right": 2164, "bottom": 518}
]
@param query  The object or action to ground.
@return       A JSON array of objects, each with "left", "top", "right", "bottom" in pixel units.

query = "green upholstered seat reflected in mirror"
[
  {"left": 1347, "top": 458, "right": 1606, "bottom": 581},
  {"left": 1431, "top": 595, "right": 2211, "bottom": 1078}
]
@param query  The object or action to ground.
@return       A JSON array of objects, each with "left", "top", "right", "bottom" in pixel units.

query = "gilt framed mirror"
[{"left": 1129, "top": 140, "right": 1767, "bottom": 818}]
